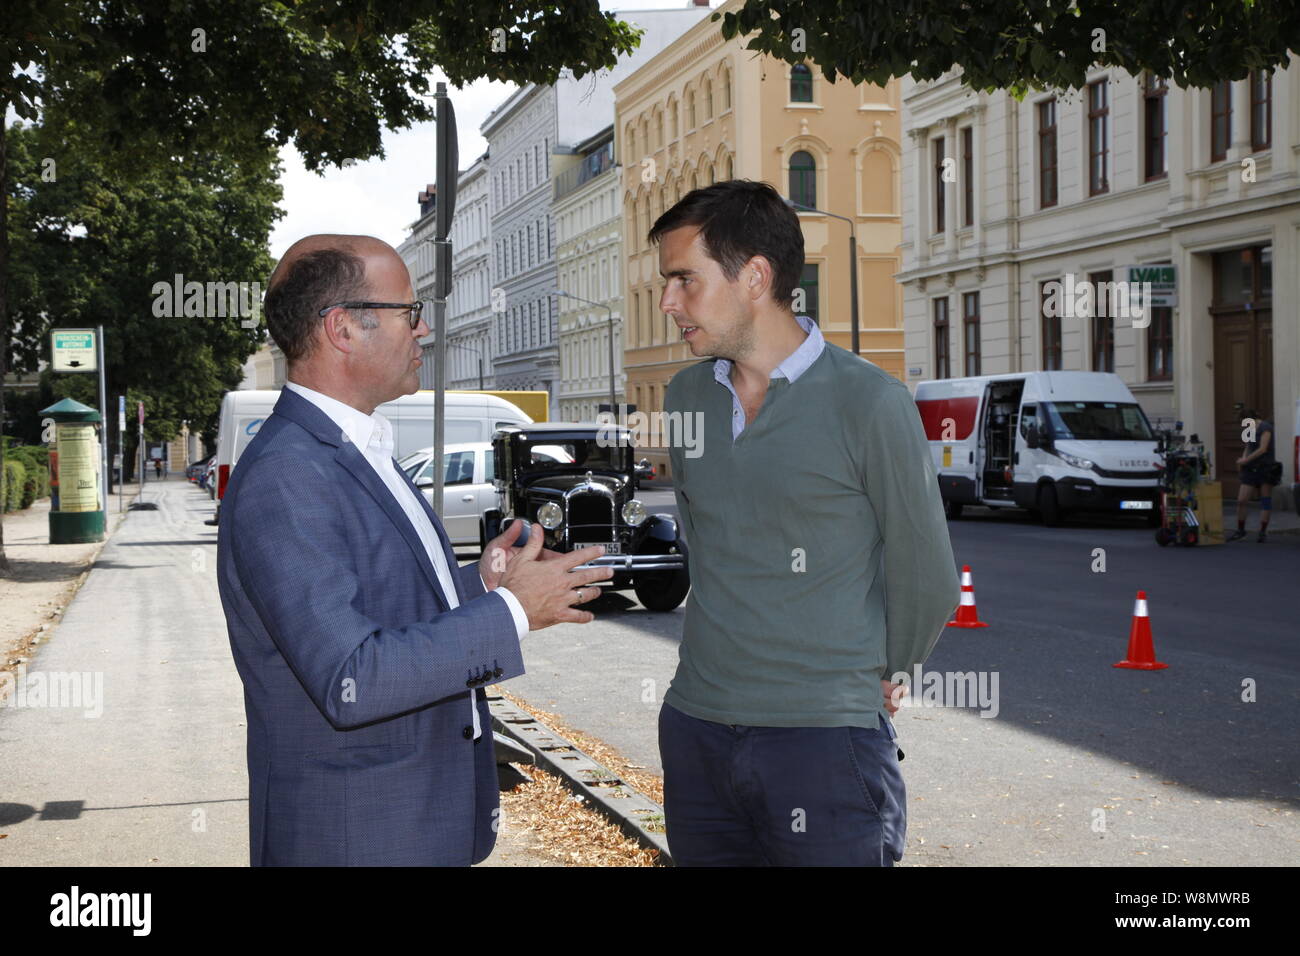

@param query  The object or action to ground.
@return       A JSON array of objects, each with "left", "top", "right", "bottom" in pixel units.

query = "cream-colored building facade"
[{"left": 614, "top": 0, "right": 904, "bottom": 478}]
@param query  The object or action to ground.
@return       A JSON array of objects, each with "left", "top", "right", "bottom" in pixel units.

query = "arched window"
[
  {"left": 791, "top": 64, "right": 813, "bottom": 103},
  {"left": 789, "top": 150, "right": 816, "bottom": 207},
  {"left": 704, "top": 79, "right": 713, "bottom": 120},
  {"left": 725, "top": 154, "right": 734, "bottom": 180},
  {"left": 656, "top": 111, "right": 664, "bottom": 148},
  {"left": 670, "top": 100, "right": 679, "bottom": 139},
  {"left": 722, "top": 67, "right": 732, "bottom": 110},
  {"left": 687, "top": 89, "right": 696, "bottom": 129}
]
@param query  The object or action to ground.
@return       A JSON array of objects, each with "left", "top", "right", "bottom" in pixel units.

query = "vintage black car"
[{"left": 480, "top": 423, "right": 690, "bottom": 612}]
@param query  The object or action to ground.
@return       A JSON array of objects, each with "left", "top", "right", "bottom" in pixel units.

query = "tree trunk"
[{"left": 1, "top": 114, "right": 12, "bottom": 574}]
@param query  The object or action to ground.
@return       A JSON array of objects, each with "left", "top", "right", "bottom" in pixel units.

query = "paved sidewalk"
[{"left": 0, "top": 477, "right": 550, "bottom": 866}]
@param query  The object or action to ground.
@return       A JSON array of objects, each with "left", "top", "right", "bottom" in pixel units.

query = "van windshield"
[{"left": 1042, "top": 402, "right": 1154, "bottom": 440}]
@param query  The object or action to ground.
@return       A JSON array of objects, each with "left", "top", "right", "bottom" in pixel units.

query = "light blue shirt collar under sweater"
[{"left": 712, "top": 313, "right": 824, "bottom": 440}]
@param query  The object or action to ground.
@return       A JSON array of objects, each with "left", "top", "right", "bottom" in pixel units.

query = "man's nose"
[
  {"left": 659, "top": 287, "right": 677, "bottom": 315},
  {"left": 413, "top": 314, "right": 431, "bottom": 337}
]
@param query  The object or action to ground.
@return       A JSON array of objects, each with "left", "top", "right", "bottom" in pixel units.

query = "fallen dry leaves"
[
  {"left": 493, "top": 687, "right": 664, "bottom": 806},
  {"left": 499, "top": 765, "right": 660, "bottom": 867}
]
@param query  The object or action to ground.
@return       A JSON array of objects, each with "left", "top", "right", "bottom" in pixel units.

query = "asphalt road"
[{"left": 496, "top": 491, "right": 1299, "bottom": 866}]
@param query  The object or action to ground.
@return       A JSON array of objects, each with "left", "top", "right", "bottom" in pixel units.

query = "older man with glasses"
[{"left": 217, "top": 233, "right": 613, "bottom": 866}]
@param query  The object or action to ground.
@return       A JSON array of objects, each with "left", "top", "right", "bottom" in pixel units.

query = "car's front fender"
[{"left": 644, "top": 513, "right": 678, "bottom": 544}]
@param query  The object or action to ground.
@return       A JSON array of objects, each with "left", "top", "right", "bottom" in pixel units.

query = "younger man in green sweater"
[{"left": 652, "top": 179, "right": 960, "bottom": 866}]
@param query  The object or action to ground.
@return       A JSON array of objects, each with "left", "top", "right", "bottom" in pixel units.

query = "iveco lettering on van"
[{"left": 914, "top": 371, "right": 1163, "bottom": 526}]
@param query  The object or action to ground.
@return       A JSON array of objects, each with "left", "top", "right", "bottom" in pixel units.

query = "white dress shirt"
[{"left": 285, "top": 382, "right": 529, "bottom": 740}]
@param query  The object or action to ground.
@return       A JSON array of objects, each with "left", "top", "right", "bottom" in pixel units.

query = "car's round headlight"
[
  {"left": 537, "top": 501, "right": 563, "bottom": 529},
  {"left": 621, "top": 499, "right": 647, "bottom": 527}
]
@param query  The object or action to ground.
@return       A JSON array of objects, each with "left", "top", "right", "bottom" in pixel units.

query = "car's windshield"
[
  {"left": 522, "top": 440, "right": 629, "bottom": 472},
  {"left": 1041, "top": 401, "right": 1154, "bottom": 440}
]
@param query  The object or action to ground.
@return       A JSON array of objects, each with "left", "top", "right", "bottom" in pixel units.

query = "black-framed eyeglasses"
[{"left": 318, "top": 301, "right": 424, "bottom": 329}]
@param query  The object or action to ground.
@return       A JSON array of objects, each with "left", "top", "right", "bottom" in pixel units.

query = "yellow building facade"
[{"left": 613, "top": 0, "right": 904, "bottom": 477}]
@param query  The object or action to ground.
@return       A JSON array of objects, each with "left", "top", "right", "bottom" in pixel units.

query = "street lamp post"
[
  {"left": 555, "top": 289, "right": 617, "bottom": 419},
  {"left": 787, "top": 199, "right": 860, "bottom": 358},
  {"left": 442, "top": 341, "right": 485, "bottom": 390}
]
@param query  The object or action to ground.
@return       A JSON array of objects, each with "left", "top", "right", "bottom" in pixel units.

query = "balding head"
[{"left": 263, "top": 234, "right": 402, "bottom": 364}]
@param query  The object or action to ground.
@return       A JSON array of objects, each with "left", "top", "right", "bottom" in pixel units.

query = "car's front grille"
[
  {"left": 1092, "top": 466, "right": 1161, "bottom": 479},
  {"left": 567, "top": 493, "right": 614, "bottom": 541}
]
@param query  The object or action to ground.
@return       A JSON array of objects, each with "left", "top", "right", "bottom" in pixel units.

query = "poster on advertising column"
[{"left": 56, "top": 423, "right": 101, "bottom": 512}]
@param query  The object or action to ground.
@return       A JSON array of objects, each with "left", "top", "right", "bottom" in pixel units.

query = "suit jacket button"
[
  {"left": 462, "top": 726, "right": 474, "bottom": 739},
  {"left": 493, "top": 667, "right": 503, "bottom": 678}
]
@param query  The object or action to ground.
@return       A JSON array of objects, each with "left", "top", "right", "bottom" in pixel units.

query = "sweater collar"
[{"left": 712, "top": 313, "right": 824, "bottom": 389}]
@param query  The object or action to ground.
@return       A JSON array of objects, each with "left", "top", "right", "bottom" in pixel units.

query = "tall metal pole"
[
  {"left": 432, "top": 81, "right": 460, "bottom": 520},
  {"left": 96, "top": 325, "right": 108, "bottom": 514},
  {"left": 607, "top": 304, "right": 616, "bottom": 417},
  {"left": 848, "top": 229, "right": 860, "bottom": 357}
]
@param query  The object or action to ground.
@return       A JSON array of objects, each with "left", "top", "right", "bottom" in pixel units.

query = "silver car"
[{"left": 398, "top": 442, "right": 574, "bottom": 547}]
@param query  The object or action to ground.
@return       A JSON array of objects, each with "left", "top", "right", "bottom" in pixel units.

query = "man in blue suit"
[{"left": 217, "top": 234, "right": 612, "bottom": 866}]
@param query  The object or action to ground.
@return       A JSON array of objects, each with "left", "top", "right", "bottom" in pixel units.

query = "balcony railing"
[{"left": 554, "top": 142, "right": 616, "bottom": 201}]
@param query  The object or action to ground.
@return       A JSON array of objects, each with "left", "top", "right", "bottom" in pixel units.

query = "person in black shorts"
[{"left": 1229, "top": 408, "right": 1281, "bottom": 543}]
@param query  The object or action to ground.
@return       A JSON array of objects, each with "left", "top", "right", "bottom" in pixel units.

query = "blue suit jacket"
[{"left": 216, "top": 387, "right": 524, "bottom": 866}]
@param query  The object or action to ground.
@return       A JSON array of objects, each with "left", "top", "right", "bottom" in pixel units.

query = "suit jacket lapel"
[
  {"left": 334, "top": 442, "right": 454, "bottom": 610},
  {"left": 271, "top": 386, "right": 461, "bottom": 609},
  {"left": 396, "top": 462, "right": 469, "bottom": 605}
]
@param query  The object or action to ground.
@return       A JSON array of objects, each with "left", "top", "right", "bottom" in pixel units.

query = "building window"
[
  {"left": 933, "top": 136, "right": 946, "bottom": 233},
  {"left": 1211, "top": 79, "right": 1232, "bottom": 162},
  {"left": 962, "top": 292, "right": 980, "bottom": 376},
  {"left": 789, "top": 150, "right": 816, "bottom": 208},
  {"left": 790, "top": 64, "right": 813, "bottom": 103},
  {"left": 1143, "top": 72, "right": 1168, "bottom": 180},
  {"left": 961, "top": 127, "right": 974, "bottom": 227},
  {"left": 1088, "top": 270, "right": 1115, "bottom": 373},
  {"left": 799, "top": 263, "right": 820, "bottom": 325},
  {"left": 933, "top": 297, "right": 950, "bottom": 379},
  {"left": 1251, "top": 69, "right": 1272, "bottom": 151},
  {"left": 1038, "top": 98, "right": 1057, "bottom": 208},
  {"left": 722, "top": 67, "right": 732, "bottom": 110},
  {"left": 725, "top": 154, "right": 733, "bottom": 179},
  {"left": 1088, "top": 79, "right": 1109, "bottom": 195},
  {"left": 1041, "top": 281, "right": 1062, "bottom": 370},
  {"left": 1147, "top": 307, "right": 1173, "bottom": 381},
  {"left": 687, "top": 90, "right": 696, "bottom": 129},
  {"left": 703, "top": 78, "right": 713, "bottom": 120}
]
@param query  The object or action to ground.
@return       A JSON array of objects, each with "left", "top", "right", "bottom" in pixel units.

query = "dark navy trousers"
[{"left": 658, "top": 701, "right": 907, "bottom": 866}]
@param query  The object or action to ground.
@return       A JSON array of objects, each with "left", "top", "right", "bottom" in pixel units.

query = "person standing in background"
[{"left": 1229, "top": 408, "right": 1281, "bottom": 543}]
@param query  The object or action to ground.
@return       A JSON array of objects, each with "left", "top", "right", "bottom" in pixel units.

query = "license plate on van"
[{"left": 1120, "top": 500, "right": 1153, "bottom": 510}]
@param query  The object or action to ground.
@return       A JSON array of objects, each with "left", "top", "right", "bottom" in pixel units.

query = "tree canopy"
[{"left": 714, "top": 0, "right": 1300, "bottom": 96}]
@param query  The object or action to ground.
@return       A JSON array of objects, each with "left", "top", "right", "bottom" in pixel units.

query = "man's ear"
[{"left": 319, "top": 307, "right": 358, "bottom": 355}]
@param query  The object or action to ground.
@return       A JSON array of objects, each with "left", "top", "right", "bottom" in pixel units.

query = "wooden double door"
[{"left": 1213, "top": 309, "right": 1273, "bottom": 498}]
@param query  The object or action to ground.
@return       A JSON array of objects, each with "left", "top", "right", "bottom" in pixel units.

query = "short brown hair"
[
  {"left": 648, "top": 179, "right": 804, "bottom": 310},
  {"left": 264, "top": 248, "right": 368, "bottom": 362}
]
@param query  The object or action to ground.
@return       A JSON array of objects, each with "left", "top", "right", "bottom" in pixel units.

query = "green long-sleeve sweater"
[{"left": 664, "top": 343, "right": 960, "bottom": 729}]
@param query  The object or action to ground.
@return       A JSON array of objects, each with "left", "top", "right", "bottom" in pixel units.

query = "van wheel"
[
  {"left": 944, "top": 499, "right": 964, "bottom": 520},
  {"left": 1038, "top": 485, "right": 1062, "bottom": 527}
]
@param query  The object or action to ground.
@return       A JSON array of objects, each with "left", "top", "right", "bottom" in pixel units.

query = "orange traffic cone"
[
  {"left": 947, "top": 565, "right": 990, "bottom": 628},
  {"left": 1114, "top": 590, "right": 1168, "bottom": 670}
]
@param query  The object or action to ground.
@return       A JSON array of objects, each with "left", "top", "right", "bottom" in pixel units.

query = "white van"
[
  {"left": 211, "top": 389, "right": 532, "bottom": 512},
  {"left": 914, "top": 371, "right": 1162, "bottom": 525}
]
